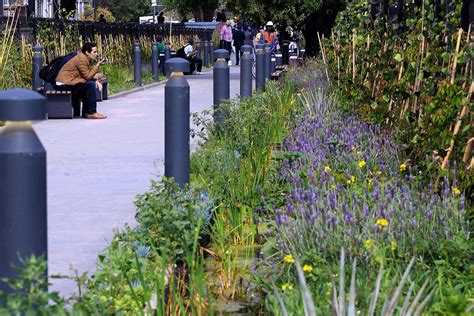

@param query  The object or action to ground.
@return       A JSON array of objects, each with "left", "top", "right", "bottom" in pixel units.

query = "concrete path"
[{"left": 30, "top": 65, "right": 243, "bottom": 297}]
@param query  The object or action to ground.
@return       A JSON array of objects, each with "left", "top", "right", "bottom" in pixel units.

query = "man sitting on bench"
[
  {"left": 177, "top": 39, "right": 202, "bottom": 75},
  {"left": 55, "top": 43, "right": 107, "bottom": 119}
]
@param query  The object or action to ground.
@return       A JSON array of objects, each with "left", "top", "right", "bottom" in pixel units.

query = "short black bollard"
[
  {"left": 152, "top": 42, "right": 159, "bottom": 81},
  {"left": 32, "top": 45, "right": 43, "bottom": 92},
  {"left": 195, "top": 41, "right": 201, "bottom": 58},
  {"left": 209, "top": 41, "right": 214, "bottom": 66},
  {"left": 240, "top": 45, "right": 253, "bottom": 99},
  {"left": 275, "top": 52, "right": 283, "bottom": 66},
  {"left": 264, "top": 43, "right": 271, "bottom": 80},
  {"left": 203, "top": 40, "right": 209, "bottom": 68},
  {"left": 0, "top": 89, "right": 47, "bottom": 294},
  {"left": 164, "top": 58, "right": 190, "bottom": 187},
  {"left": 289, "top": 53, "right": 298, "bottom": 65},
  {"left": 213, "top": 49, "right": 230, "bottom": 129},
  {"left": 133, "top": 42, "right": 142, "bottom": 86},
  {"left": 271, "top": 54, "right": 277, "bottom": 74},
  {"left": 164, "top": 41, "right": 171, "bottom": 76},
  {"left": 255, "top": 44, "right": 265, "bottom": 92},
  {"left": 164, "top": 41, "right": 171, "bottom": 61},
  {"left": 300, "top": 48, "right": 306, "bottom": 59}
]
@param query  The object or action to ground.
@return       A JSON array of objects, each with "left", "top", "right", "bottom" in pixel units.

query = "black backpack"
[
  {"left": 39, "top": 51, "right": 78, "bottom": 84},
  {"left": 176, "top": 44, "right": 189, "bottom": 58}
]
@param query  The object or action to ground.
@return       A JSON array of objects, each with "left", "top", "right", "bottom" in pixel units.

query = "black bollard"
[
  {"left": 133, "top": 42, "right": 142, "bottom": 86},
  {"left": 195, "top": 41, "right": 201, "bottom": 58},
  {"left": 255, "top": 44, "right": 265, "bottom": 92},
  {"left": 152, "top": 42, "right": 159, "bottom": 81},
  {"left": 289, "top": 53, "right": 298, "bottom": 66},
  {"left": 164, "top": 58, "right": 190, "bottom": 187},
  {"left": 159, "top": 52, "right": 165, "bottom": 74},
  {"left": 164, "top": 41, "right": 171, "bottom": 61},
  {"left": 271, "top": 54, "right": 277, "bottom": 74},
  {"left": 203, "top": 40, "right": 209, "bottom": 68},
  {"left": 300, "top": 48, "right": 306, "bottom": 59},
  {"left": 240, "top": 45, "right": 253, "bottom": 99},
  {"left": 264, "top": 43, "right": 271, "bottom": 80},
  {"left": 164, "top": 41, "right": 171, "bottom": 76},
  {"left": 275, "top": 52, "right": 283, "bottom": 66},
  {"left": 213, "top": 49, "right": 230, "bottom": 129},
  {"left": 0, "top": 89, "right": 47, "bottom": 295},
  {"left": 32, "top": 45, "right": 43, "bottom": 92},
  {"left": 209, "top": 41, "right": 214, "bottom": 66}
]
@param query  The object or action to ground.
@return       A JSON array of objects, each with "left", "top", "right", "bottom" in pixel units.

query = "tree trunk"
[{"left": 303, "top": 0, "right": 342, "bottom": 56}]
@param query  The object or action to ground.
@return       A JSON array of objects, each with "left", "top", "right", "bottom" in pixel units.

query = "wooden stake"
[
  {"left": 317, "top": 32, "right": 330, "bottom": 81},
  {"left": 450, "top": 28, "right": 463, "bottom": 84},
  {"left": 441, "top": 81, "right": 473, "bottom": 169},
  {"left": 464, "top": 137, "right": 473, "bottom": 164},
  {"left": 352, "top": 30, "right": 356, "bottom": 81}
]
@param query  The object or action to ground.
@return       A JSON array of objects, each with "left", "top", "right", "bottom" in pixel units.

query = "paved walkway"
[{"left": 31, "top": 66, "right": 242, "bottom": 297}]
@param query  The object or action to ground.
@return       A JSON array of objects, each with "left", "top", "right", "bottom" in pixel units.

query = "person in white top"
[{"left": 180, "top": 39, "right": 203, "bottom": 75}]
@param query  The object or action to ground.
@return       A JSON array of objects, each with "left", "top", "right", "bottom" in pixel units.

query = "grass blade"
[
  {"left": 348, "top": 259, "right": 357, "bottom": 316},
  {"left": 387, "top": 257, "right": 415, "bottom": 314},
  {"left": 413, "top": 287, "right": 435, "bottom": 315},
  {"left": 368, "top": 262, "right": 383, "bottom": 316},
  {"left": 272, "top": 281, "right": 289, "bottom": 316},
  {"left": 406, "top": 278, "right": 430, "bottom": 315},
  {"left": 401, "top": 281, "right": 415, "bottom": 315},
  {"left": 295, "top": 259, "right": 317, "bottom": 316},
  {"left": 339, "top": 248, "right": 345, "bottom": 315}
]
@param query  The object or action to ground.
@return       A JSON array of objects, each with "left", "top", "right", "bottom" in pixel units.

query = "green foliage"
[
  {"left": 324, "top": 0, "right": 473, "bottom": 191},
  {"left": 163, "top": 0, "right": 219, "bottom": 17},
  {"left": 134, "top": 177, "right": 213, "bottom": 258},
  {"left": 0, "top": 255, "right": 67, "bottom": 315},
  {"left": 191, "top": 82, "right": 296, "bottom": 218},
  {"left": 104, "top": 0, "right": 151, "bottom": 22},
  {"left": 225, "top": 0, "right": 323, "bottom": 28}
]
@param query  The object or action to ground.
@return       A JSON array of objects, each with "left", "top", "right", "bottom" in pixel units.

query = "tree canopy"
[{"left": 104, "top": 0, "right": 152, "bottom": 22}]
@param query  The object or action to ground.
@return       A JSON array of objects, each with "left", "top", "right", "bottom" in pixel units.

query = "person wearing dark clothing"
[
  {"left": 244, "top": 26, "right": 253, "bottom": 47},
  {"left": 157, "top": 12, "right": 165, "bottom": 23},
  {"left": 98, "top": 14, "right": 106, "bottom": 23},
  {"left": 232, "top": 25, "right": 246, "bottom": 65},
  {"left": 177, "top": 39, "right": 202, "bottom": 74}
]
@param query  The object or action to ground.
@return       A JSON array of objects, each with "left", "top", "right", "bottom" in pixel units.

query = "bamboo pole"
[
  {"left": 464, "top": 137, "right": 473, "bottom": 164},
  {"left": 441, "top": 81, "right": 473, "bottom": 169},
  {"left": 317, "top": 32, "right": 330, "bottom": 81},
  {"left": 450, "top": 28, "right": 463, "bottom": 84},
  {"left": 352, "top": 29, "right": 356, "bottom": 81}
]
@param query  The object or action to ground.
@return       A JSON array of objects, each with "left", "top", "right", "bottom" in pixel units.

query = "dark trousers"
[
  {"left": 54, "top": 80, "right": 97, "bottom": 115},
  {"left": 220, "top": 40, "right": 232, "bottom": 61},
  {"left": 234, "top": 45, "right": 242, "bottom": 65},
  {"left": 187, "top": 57, "right": 202, "bottom": 73}
]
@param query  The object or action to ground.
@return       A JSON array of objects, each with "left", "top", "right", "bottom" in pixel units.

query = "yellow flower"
[
  {"left": 330, "top": 184, "right": 337, "bottom": 190},
  {"left": 284, "top": 255, "right": 295, "bottom": 263},
  {"left": 391, "top": 241, "right": 397, "bottom": 251},
  {"left": 400, "top": 163, "right": 407, "bottom": 172},
  {"left": 376, "top": 218, "right": 389, "bottom": 227},
  {"left": 281, "top": 283, "right": 293, "bottom": 291},
  {"left": 351, "top": 146, "right": 356, "bottom": 151},
  {"left": 347, "top": 176, "right": 355, "bottom": 185},
  {"left": 365, "top": 239, "right": 374, "bottom": 250},
  {"left": 358, "top": 160, "right": 366, "bottom": 168},
  {"left": 367, "top": 178, "right": 373, "bottom": 185},
  {"left": 452, "top": 187, "right": 461, "bottom": 196},
  {"left": 303, "top": 265, "right": 313, "bottom": 273},
  {"left": 376, "top": 170, "right": 382, "bottom": 176},
  {"left": 296, "top": 93, "right": 301, "bottom": 97},
  {"left": 324, "top": 165, "right": 331, "bottom": 173},
  {"left": 356, "top": 151, "right": 363, "bottom": 156}
]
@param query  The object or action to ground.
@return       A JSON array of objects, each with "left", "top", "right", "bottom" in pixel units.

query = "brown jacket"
[{"left": 56, "top": 52, "right": 99, "bottom": 85}]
